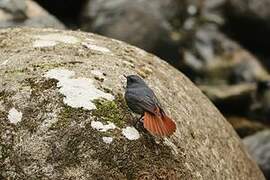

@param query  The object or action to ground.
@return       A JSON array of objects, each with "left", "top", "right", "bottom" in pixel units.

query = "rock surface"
[
  {"left": 244, "top": 130, "right": 270, "bottom": 179},
  {"left": 0, "top": 0, "right": 65, "bottom": 29},
  {"left": 0, "top": 28, "right": 265, "bottom": 179}
]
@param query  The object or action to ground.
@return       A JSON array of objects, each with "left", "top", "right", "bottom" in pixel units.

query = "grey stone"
[
  {"left": 244, "top": 130, "right": 270, "bottom": 179},
  {"left": 80, "top": 0, "right": 179, "bottom": 51},
  {"left": 0, "top": 0, "right": 65, "bottom": 29},
  {"left": 0, "top": 27, "right": 265, "bottom": 179}
]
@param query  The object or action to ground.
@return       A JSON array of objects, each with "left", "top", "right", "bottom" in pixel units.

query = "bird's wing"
[{"left": 126, "top": 90, "right": 158, "bottom": 114}]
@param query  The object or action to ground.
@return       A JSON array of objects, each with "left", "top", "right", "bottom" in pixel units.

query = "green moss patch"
[
  {"left": 32, "top": 61, "right": 83, "bottom": 71},
  {"left": 50, "top": 105, "right": 90, "bottom": 130},
  {"left": 92, "top": 94, "right": 132, "bottom": 128}
]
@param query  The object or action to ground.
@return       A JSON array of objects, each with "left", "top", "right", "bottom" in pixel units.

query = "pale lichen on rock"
[
  {"left": 44, "top": 68, "right": 114, "bottom": 110},
  {"left": 82, "top": 42, "right": 111, "bottom": 53},
  {"left": 122, "top": 126, "right": 140, "bottom": 140},
  {"left": 102, "top": 136, "right": 113, "bottom": 144},
  {"left": 7, "top": 107, "right": 22, "bottom": 124},
  {"left": 90, "top": 120, "right": 116, "bottom": 132},
  {"left": 33, "top": 33, "right": 80, "bottom": 48}
]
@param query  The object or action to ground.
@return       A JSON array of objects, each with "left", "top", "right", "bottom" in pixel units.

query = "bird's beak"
[{"left": 123, "top": 74, "right": 127, "bottom": 78}]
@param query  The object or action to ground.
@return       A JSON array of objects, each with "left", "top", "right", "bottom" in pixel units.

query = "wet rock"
[
  {"left": 0, "top": 0, "right": 65, "bottom": 29},
  {"left": 244, "top": 130, "right": 270, "bottom": 179},
  {"left": 80, "top": 0, "right": 179, "bottom": 52},
  {"left": 0, "top": 27, "right": 264, "bottom": 179}
]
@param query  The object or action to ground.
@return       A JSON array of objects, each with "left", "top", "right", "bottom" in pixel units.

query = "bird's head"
[{"left": 125, "top": 75, "right": 146, "bottom": 88}]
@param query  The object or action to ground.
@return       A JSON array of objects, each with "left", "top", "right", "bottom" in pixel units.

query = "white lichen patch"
[
  {"left": 82, "top": 42, "right": 111, "bottom": 53},
  {"left": 33, "top": 33, "right": 80, "bottom": 47},
  {"left": 102, "top": 137, "right": 113, "bottom": 144},
  {"left": 33, "top": 39, "right": 57, "bottom": 48},
  {"left": 91, "top": 121, "right": 116, "bottom": 132},
  {"left": 91, "top": 70, "right": 104, "bottom": 77},
  {"left": 0, "top": 59, "right": 9, "bottom": 66},
  {"left": 45, "top": 68, "right": 75, "bottom": 79},
  {"left": 35, "top": 34, "right": 79, "bottom": 44},
  {"left": 45, "top": 68, "right": 114, "bottom": 110},
  {"left": 8, "top": 108, "right": 22, "bottom": 124},
  {"left": 122, "top": 127, "right": 140, "bottom": 140}
]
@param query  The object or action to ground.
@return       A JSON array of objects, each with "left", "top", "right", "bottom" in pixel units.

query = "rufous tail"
[{"left": 143, "top": 109, "right": 176, "bottom": 136}]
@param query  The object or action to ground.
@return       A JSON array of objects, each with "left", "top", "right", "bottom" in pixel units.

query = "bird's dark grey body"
[
  {"left": 125, "top": 75, "right": 176, "bottom": 137},
  {"left": 125, "top": 75, "right": 161, "bottom": 115}
]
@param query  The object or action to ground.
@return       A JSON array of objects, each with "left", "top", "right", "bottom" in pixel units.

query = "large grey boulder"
[{"left": 0, "top": 28, "right": 265, "bottom": 179}]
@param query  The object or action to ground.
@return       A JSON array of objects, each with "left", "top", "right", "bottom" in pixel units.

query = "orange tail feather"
[{"left": 143, "top": 111, "right": 176, "bottom": 137}]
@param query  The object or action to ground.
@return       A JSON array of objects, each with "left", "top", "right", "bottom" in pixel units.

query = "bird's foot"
[{"left": 139, "top": 115, "right": 144, "bottom": 123}]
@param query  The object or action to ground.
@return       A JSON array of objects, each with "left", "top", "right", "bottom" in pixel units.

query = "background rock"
[
  {"left": 244, "top": 130, "right": 270, "bottom": 179},
  {"left": 227, "top": 117, "right": 268, "bottom": 138},
  {"left": 80, "top": 0, "right": 179, "bottom": 52},
  {"left": 0, "top": 0, "right": 65, "bottom": 29},
  {"left": 180, "top": 24, "right": 269, "bottom": 84},
  {"left": 223, "top": 0, "right": 270, "bottom": 69},
  {"left": 0, "top": 28, "right": 265, "bottom": 179},
  {"left": 225, "top": 0, "right": 270, "bottom": 21}
]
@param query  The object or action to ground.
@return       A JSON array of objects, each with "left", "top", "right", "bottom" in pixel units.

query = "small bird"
[{"left": 124, "top": 75, "right": 176, "bottom": 136}]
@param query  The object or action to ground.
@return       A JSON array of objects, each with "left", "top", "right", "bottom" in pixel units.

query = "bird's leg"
[
  {"left": 134, "top": 115, "right": 144, "bottom": 130},
  {"left": 139, "top": 115, "right": 144, "bottom": 123}
]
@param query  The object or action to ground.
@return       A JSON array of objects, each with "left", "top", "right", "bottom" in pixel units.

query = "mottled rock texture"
[{"left": 0, "top": 28, "right": 265, "bottom": 180}]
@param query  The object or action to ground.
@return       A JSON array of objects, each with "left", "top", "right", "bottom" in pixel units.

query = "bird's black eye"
[{"left": 127, "top": 77, "right": 134, "bottom": 82}]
